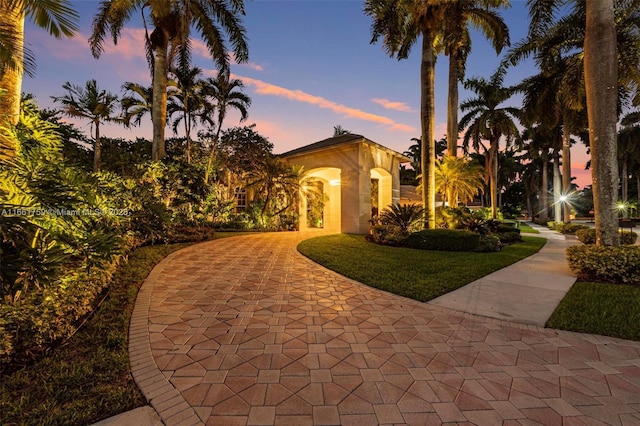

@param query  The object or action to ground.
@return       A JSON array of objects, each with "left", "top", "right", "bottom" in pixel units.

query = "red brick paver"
[{"left": 130, "top": 232, "right": 640, "bottom": 425}]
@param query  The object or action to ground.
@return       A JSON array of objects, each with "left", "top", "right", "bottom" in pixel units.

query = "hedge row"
[
  {"left": 0, "top": 257, "right": 121, "bottom": 362},
  {"left": 576, "top": 228, "right": 638, "bottom": 245},
  {"left": 566, "top": 245, "right": 640, "bottom": 284}
]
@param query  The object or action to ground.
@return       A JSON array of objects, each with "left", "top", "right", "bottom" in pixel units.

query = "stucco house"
[{"left": 280, "top": 134, "right": 411, "bottom": 234}]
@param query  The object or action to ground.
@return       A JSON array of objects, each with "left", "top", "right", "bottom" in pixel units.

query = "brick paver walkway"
[{"left": 130, "top": 232, "right": 640, "bottom": 426}]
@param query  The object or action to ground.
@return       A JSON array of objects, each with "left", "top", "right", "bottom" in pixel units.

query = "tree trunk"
[
  {"left": 622, "top": 159, "right": 628, "bottom": 218},
  {"left": 446, "top": 55, "right": 458, "bottom": 157},
  {"left": 183, "top": 93, "right": 191, "bottom": 164},
  {"left": 0, "top": 5, "right": 25, "bottom": 159},
  {"left": 585, "top": 0, "right": 619, "bottom": 246},
  {"left": 540, "top": 156, "right": 549, "bottom": 221},
  {"left": 562, "top": 123, "right": 572, "bottom": 223},
  {"left": 421, "top": 29, "right": 437, "bottom": 229},
  {"left": 553, "top": 150, "right": 562, "bottom": 222},
  {"left": 489, "top": 137, "right": 498, "bottom": 219},
  {"left": 94, "top": 121, "right": 101, "bottom": 173},
  {"left": 151, "top": 37, "right": 169, "bottom": 161}
]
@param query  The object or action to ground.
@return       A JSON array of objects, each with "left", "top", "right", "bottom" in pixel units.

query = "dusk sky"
[{"left": 23, "top": 0, "right": 593, "bottom": 189}]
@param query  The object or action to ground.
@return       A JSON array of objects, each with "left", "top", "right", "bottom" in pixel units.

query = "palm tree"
[
  {"left": 167, "top": 65, "right": 213, "bottom": 163},
  {"left": 517, "top": 0, "right": 639, "bottom": 243},
  {"left": 204, "top": 69, "right": 251, "bottom": 183},
  {"left": 365, "top": 0, "right": 448, "bottom": 229},
  {"left": 333, "top": 125, "right": 351, "bottom": 136},
  {"left": 521, "top": 125, "right": 555, "bottom": 221},
  {"left": 619, "top": 111, "right": 640, "bottom": 218},
  {"left": 517, "top": 63, "right": 587, "bottom": 223},
  {"left": 246, "top": 155, "right": 302, "bottom": 226},
  {"left": 121, "top": 82, "right": 154, "bottom": 128},
  {"left": 441, "top": 0, "right": 510, "bottom": 157},
  {"left": 585, "top": 0, "right": 620, "bottom": 245},
  {"left": 459, "top": 66, "right": 520, "bottom": 219},
  {"left": 434, "top": 156, "right": 484, "bottom": 207},
  {"left": 52, "top": 79, "right": 119, "bottom": 172},
  {"left": 90, "top": 0, "right": 249, "bottom": 162},
  {"left": 0, "top": 0, "right": 78, "bottom": 159}
]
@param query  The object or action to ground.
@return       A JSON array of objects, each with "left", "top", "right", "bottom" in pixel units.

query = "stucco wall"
[{"left": 283, "top": 139, "right": 406, "bottom": 234}]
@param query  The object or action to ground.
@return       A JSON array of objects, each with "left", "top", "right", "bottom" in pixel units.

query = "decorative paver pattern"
[{"left": 130, "top": 232, "right": 640, "bottom": 426}]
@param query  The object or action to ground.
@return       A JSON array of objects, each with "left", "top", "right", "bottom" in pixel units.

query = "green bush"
[
  {"left": 476, "top": 235, "right": 501, "bottom": 252},
  {"left": 560, "top": 223, "right": 590, "bottom": 235},
  {"left": 497, "top": 224, "right": 520, "bottom": 234},
  {"left": 368, "top": 225, "right": 408, "bottom": 246},
  {"left": 576, "top": 228, "right": 596, "bottom": 244},
  {"left": 405, "top": 229, "right": 480, "bottom": 252},
  {"left": 566, "top": 245, "right": 640, "bottom": 284},
  {"left": 496, "top": 231, "right": 522, "bottom": 244},
  {"left": 576, "top": 228, "right": 638, "bottom": 245},
  {"left": 620, "top": 231, "right": 638, "bottom": 245},
  {"left": 0, "top": 259, "right": 119, "bottom": 361}
]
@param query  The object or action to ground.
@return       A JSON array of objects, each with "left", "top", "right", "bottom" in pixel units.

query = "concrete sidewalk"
[{"left": 429, "top": 222, "right": 579, "bottom": 326}]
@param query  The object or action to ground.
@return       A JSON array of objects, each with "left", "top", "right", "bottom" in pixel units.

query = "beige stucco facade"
[{"left": 281, "top": 135, "right": 410, "bottom": 234}]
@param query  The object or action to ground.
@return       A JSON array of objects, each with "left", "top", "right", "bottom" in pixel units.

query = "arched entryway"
[
  {"left": 370, "top": 168, "right": 392, "bottom": 218},
  {"left": 300, "top": 167, "right": 341, "bottom": 232}
]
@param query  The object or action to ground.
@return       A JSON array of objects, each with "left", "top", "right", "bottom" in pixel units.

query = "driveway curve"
[{"left": 130, "top": 232, "right": 640, "bottom": 426}]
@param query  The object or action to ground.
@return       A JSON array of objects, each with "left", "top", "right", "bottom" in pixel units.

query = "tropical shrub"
[
  {"left": 476, "top": 235, "right": 501, "bottom": 252},
  {"left": 0, "top": 101, "right": 131, "bottom": 362},
  {"left": 0, "top": 261, "right": 118, "bottom": 361},
  {"left": 560, "top": 223, "right": 590, "bottom": 235},
  {"left": 379, "top": 203, "right": 425, "bottom": 233},
  {"left": 458, "top": 214, "right": 490, "bottom": 235},
  {"left": 575, "top": 228, "right": 595, "bottom": 244},
  {"left": 566, "top": 245, "right": 640, "bottom": 284},
  {"left": 368, "top": 225, "right": 408, "bottom": 246},
  {"left": 620, "top": 231, "right": 638, "bottom": 245},
  {"left": 405, "top": 229, "right": 480, "bottom": 252},
  {"left": 577, "top": 228, "right": 638, "bottom": 245},
  {"left": 496, "top": 231, "right": 522, "bottom": 244},
  {"left": 497, "top": 223, "right": 519, "bottom": 233}
]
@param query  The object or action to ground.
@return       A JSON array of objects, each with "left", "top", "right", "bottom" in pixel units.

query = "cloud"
[
  {"left": 234, "top": 74, "right": 415, "bottom": 132},
  {"left": 191, "top": 39, "right": 263, "bottom": 71},
  {"left": 371, "top": 98, "right": 413, "bottom": 112},
  {"left": 102, "top": 28, "right": 147, "bottom": 60}
]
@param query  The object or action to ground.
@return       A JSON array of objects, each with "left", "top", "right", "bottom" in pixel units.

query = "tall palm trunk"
[
  {"left": 183, "top": 105, "right": 191, "bottom": 164},
  {"left": 561, "top": 123, "right": 572, "bottom": 223},
  {"left": 446, "top": 56, "right": 459, "bottom": 157},
  {"left": 94, "top": 121, "right": 101, "bottom": 172},
  {"left": 540, "top": 156, "right": 549, "bottom": 221},
  {"left": 205, "top": 116, "right": 224, "bottom": 185},
  {"left": 553, "top": 150, "right": 562, "bottom": 222},
  {"left": 421, "top": 29, "right": 437, "bottom": 229},
  {"left": 585, "top": 0, "right": 619, "bottom": 246},
  {"left": 621, "top": 159, "right": 628, "bottom": 218},
  {"left": 0, "top": 5, "right": 24, "bottom": 156},
  {"left": 489, "top": 137, "right": 498, "bottom": 219},
  {"left": 151, "top": 36, "right": 169, "bottom": 161}
]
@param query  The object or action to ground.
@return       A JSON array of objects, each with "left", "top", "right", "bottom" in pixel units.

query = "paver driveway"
[{"left": 130, "top": 232, "right": 640, "bottom": 426}]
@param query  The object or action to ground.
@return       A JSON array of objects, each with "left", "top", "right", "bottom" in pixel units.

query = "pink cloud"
[
  {"left": 372, "top": 98, "right": 413, "bottom": 112},
  {"left": 234, "top": 74, "right": 416, "bottom": 132},
  {"left": 191, "top": 39, "right": 263, "bottom": 71},
  {"left": 102, "top": 28, "right": 147, "bottom": 60}
]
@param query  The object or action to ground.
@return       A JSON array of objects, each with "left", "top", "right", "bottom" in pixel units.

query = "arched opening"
[
  {"left": 301, "top": 167, "right": 341, "bottom": 232},
  {"left": 370, "top": 168, "right": 392, "bottom": 218}
]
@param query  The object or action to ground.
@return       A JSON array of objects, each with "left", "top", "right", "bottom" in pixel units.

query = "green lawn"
[
  {"left": 547, "top": 281, "right": 640, "bottom": 341},
  {"left": 0, "top": 232, "right": 252, "bottom": 426},
  {"left": 297, "top": 234, "right": 546, "bottom": 302},
  {"left": 518, "top": 222, "right": 539, "bottom": 233}
]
